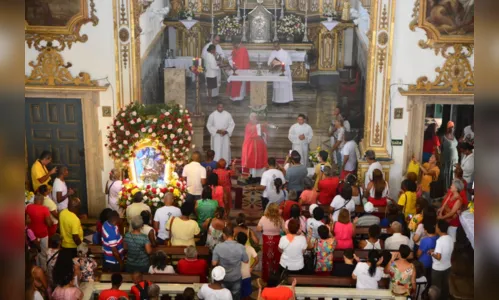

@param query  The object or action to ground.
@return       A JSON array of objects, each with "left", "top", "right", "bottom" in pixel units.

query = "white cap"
[
  {"left": 309, "top": 204, "right": 318, "bottom": 215},
  {"left": 364, "top": 201, "right": 375, "bottom": 213},
  {"left": 211, "top": 266, "right": 226, "bottom": 281}
]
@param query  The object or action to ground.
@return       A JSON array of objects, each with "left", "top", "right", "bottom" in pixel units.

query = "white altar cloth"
[
  {"left": 165, "top": 57, "right": 195, "bottom": 81},
  {"left": 223, "top": 50, "right": 306, "bottom": 63},
  {"left": 227, "top": 69, "right": 290, "bottom": 82},
  {"left": 459, "top": 210, "right": 474, "bottom": 249}
]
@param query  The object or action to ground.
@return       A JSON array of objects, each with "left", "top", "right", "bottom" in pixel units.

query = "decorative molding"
[
  {"left": 374, "top": 122, "right": 381, "bottom": 144},
  {"left": 25, "top": 43, "right": 101, "bottom": 88},
  {"left": 403, "top": 44, "right": 474, "bottom": 95},
  {"left": 380, "top": 5, "right": 388, "bottom": 30},
  {"left": 409, "top": 0, "right": 474, "bottom": 53},
  {"left": 25, "top": 0, "right": 99, "bottom": 51}
]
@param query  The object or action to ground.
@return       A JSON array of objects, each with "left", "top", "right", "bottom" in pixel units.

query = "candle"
[
  {"left": 199, "top": 57, "right": 202, "bottom": 66},
  {"left": 281, "top": 63, "right": 285, "bottom": 72}
]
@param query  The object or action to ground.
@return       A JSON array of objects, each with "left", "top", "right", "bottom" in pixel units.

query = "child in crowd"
[
  {"left": 237, "top": 232, "right": 259, "bottom": 300},
  {"left": 149, "top": 251, "right": 175, "bottom": 274},
  {"left": 73, "top": 243, "right": 98, "bottom": 282}
]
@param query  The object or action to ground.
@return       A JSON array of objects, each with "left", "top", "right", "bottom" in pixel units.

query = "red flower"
[
  {"left": 160, "top": 188, "right": 167, "bottom": 193},
  {"left": 146, "top": 185, "right": 151, "bottom": 189},
  {"left": 176, "top": 182, "right": 181, "bottom": 187},
  {"left": 152, "top": 188, "right": 157, "bottom": 194},
  {"left": 169, "top": 187, "right": 174, "bottom": 192}
]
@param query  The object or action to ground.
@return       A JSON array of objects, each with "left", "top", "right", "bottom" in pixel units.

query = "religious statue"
[
  {"left": 134, "top": 147, "right": 164, "bottom": 184},
  {"left": 248, "top": 4, "right": 273, "bottom": 43}
]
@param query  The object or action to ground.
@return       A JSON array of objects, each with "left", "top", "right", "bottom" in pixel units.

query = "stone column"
[
  {"left": 191, "top": 115, "right": 206, "bottom": 153},
  {"left": 164, "top": 68, "right": 186, "bottom": 107}
]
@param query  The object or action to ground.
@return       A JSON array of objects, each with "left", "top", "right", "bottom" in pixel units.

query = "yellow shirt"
[
  {"left": 126, "top": 203, "right": 151, "bottom": 232},
  {"left": 43, "top": 196, "right": 58, "bottom": 225},
  {"left": 420, "top": 163, "right": 440, "bottom": 192},
  {"left": 398, "top": 191, "right": 417, "bottom": 218},
  {"left": 166, "top": 217, "right": 200, "bottom": 246},
  {"left": 59, "top": 209, "right": 83, "bottom": 248},
  {"left": 314, "top": 162, "right": 332, "bottom": 189},
  {"left": 31, "top": 160, "right": 51, "bottom": 192}
]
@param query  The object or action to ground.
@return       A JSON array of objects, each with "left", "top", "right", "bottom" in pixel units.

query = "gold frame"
[
  {"left": 127, "top": 139, "right": 172, "bottom": 185},
  {"left": 25, "top": 0, "right": 99, "bottom": 51},
  {"left": 409, "top": 0, "right": 474, "bottom": 52}
]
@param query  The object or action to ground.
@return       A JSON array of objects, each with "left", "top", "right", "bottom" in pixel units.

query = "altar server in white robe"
[
  {"left": 288, "top": 114, "right": 314, "bottom": 166},
  {"left": 267, "top": 42, "right": 293, "bottom": 103},
  {"left": 206, "top": 102, "right": 235, "bottom": 163},
  {"left": 202, "top": 35, "right": 226, "bottom": 97}
]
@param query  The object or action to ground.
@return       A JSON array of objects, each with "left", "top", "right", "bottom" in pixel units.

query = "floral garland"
[
  {"left": 25, "top": 190, "right": 34, "bottom": 205},
  {"left": 308, "top": 146, "right": 322, "bottom": 165},
  {"left": 118, "top": 173, "right": 187, "bottom": 215},
  {"left": 217, "top": 16, "right": 241, "bottom": 37},
  {"left": 106, "top": 102, "right": 194, "bottom": 165},
  {"left": 277, "top": 14, "right": 304, "bottom": 36}
]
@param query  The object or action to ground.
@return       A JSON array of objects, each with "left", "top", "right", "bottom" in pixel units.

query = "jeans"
[
  {"left": 156, "top": 237, "right": 167, "bottom": 245},
  {"left": 103, "top": 261, "right": 121, "bottom": 272},
  {"left": 38, "top": 236, "right": 48, "bottom": 272},
  {"left": 432, "top": 268, "right": 450, "bottom": 300},
  {"left": 335, "top": 150, "right": 343, "bottom": 173},
  {"left": 223, "top": 279, "right": 241, "bottom": 300}
]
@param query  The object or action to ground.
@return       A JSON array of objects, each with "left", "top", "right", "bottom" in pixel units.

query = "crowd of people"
[{"left": 26, "top": 114, "right": 474, "bottom": 300}]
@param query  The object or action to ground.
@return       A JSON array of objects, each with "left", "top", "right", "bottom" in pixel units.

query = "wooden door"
[{"left": 25, "top": 98, "right": 88, "bottom": 213}]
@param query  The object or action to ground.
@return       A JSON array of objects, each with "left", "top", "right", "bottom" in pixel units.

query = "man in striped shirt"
[{"left": 102, "top": 210, "right": 125, "bottom": 272}]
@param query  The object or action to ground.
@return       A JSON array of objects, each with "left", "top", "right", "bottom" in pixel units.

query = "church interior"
[{"left": 25, "top": 0, "right": 474, "bottom": 299}]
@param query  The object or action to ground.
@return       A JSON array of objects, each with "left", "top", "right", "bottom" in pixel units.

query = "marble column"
[
  {"left": 164, "top": 68, "right": 187, "bottom": 107},
  {"left": 191, "top": 115, "right": 205, "bottom": 153}
]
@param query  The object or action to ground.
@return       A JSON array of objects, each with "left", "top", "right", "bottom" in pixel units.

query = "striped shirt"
[{"left": 102, "top": 221, "right": 124, "bottom": 264}]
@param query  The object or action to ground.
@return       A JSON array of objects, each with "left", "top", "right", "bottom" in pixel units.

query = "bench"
[
  {"left": 286, "top": 275, "right": 390, "bottom": 289},
  {"left": 355, "top": 205, "right": 387, "bottom": 214},
  {"left": 355, "top": 226, "right": 391, "bottom": 236},
  {"left": 332, "top": 249, "right": 398, "bottom": 261},
  {"left": 99, "top": 273, "right": 201, "bottom": 284}
]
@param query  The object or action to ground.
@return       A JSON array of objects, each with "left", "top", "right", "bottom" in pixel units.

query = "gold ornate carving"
[
  {"left": 377, "top": 48, "right": 386, "bottom": 73},
  {"left": 380, "top": 4, "right": 388, "bottom": 30},
  {"left": 406, "top": 44, "right": 474, "bottom": 94},
  {"left": 25, "top": 0, "right": 99, "bottom": 51},
  {"left": 374, "top": 122, "right": 381, "bottom": 144},
  {"left": 291, "top": 62, "right": 308, "bottom": 82},
  {"left": 410, "top": 0, "right": 474, "bottom": 53},
  {"left": 25, "top": 43, "right": 98, "bottom": 87}
]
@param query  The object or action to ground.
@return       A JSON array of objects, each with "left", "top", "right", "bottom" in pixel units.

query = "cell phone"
[
  {"left": 408, "top": 214, "right": 413, "bottom": 220},
  {"left": 320, "top": 165, "right": 325, "bottom": 172}
]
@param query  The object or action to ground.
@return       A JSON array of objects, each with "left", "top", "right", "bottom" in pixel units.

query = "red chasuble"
[
  {"left": 227, "top": 46, "right": 250, "bottom": 99},
  {"left": 241, "top": 122, "right": 268, "bottom": 169}
]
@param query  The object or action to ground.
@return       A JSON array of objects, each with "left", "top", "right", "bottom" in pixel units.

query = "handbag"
[
  {"left": 303, "top": 241, "right": 317, "bottom": 275},
  {"left": 165, "top": 216, "right": 176, "bottom": 246},
  {"left": 197, "top": 218, "right": 213, "bottom": 246}
]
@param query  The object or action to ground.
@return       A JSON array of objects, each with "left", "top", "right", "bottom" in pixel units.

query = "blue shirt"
[
  {"left": 201, "top": 161, "right": 218, "bottom": 171},
  {"left": 419, "top": 235, "right": 438, "bottom": 269},
  {"left": 102, "top": 221, "right": 124, "bottom": 264}
]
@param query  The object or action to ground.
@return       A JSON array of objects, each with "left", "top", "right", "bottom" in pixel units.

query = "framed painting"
[
  {"left": 25, "top": 0, "right": 99, "bottom": 51},
  {"left": 410, "top": 0, "right": 474, "bottom": 51},
  {"left": 128, "top": 141, "right": 172, "bottom": 186}
]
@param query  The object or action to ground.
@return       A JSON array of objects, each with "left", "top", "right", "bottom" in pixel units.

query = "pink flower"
[{"left": 141, "top": 128, "right": 146, "bottom": 132}]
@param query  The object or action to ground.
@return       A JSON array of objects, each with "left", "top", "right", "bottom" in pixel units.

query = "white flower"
[
  {"left": 188, "top": 136, "right": 192, "bottom": 141},
  {"left": 143, "top": 196, "right": 148, "bottom": 200},
  {"left": 153, "top": 202, "right": 158, "bottom": 206},
  {"left": 173, "top": 140, "right": 177, "bottom": 145},
  {"left": 153, "top": 118, "right": 158, "bottom": 123},
  {"left": 179, "top": 140, "right": 184, "bottom": 144},
  {"left": 148, "top": 128, "right": 153, "bottom": 133},
  {"left": 120, "top": 126, "right": 125, "bottom": 131},
  {"left": 112, "top": 133, "right": 116, "bottom": 138},
  {"left": 132, "top": 111, "right": 137, "bottom": 116},
  {"left": 163, "top": 134, "right": 167, "bottom": 139},
  {"left": 177, "top": 128, "right": 182, "bottom": 133},
  {"left": 152, "top": 133, "right": 156, "bottom": 137},
  {"left": 174, "top": 148, "right": 179, "bottom": 152},
  {"left": 170, "top": 133, "right": 175, "bottom": 139},
  {"left": 141, "top": 128, "right": 146, "bottom": 132},
  {"left": 184, "top": 110, "right": 188, "bottom": 114},
  {"left": 165, "top": 112, "right": 170, "bottom": 116},
  {"left": 121, "top": 113, "right": 125, "bottom": 117},
  {"left": 192, "top": 144, "right": 196, "bottom": 149},
  {"left": 126, "top": 200, "right": 131, "bottom": 205},
  {"left": 168, "top": 124, "right": 173, "bottom": 130},
  {"left": 123, "top": 140, "right": 128, "bottom": 145},
  {"left": 159, "top": 192, "right": 164, "bottom": 198},
  {"left": 125, "top": 130, "right": 130, "bottom": 136},
  {"left": 119, "top": 144, "right": 123, "bottom": 149},
  {"left": 130, "top": 120, "right": 135, "bottom": 125},
  {"left": 185, "top": 130, "right": 189, "bottom": 135},
  {"left": 134, "top": 133, "right": 139, "bottom": 138},
  {"left": 116, "top": 121, "right": 121, "bottom": 126},
  {"left": 136, "top": 118, "right": 142, "bottom": 123},
  {"left": 155, "top": 149, "right": 161, "bottom": 154},
  {"left": 161, "top": 124, "right": 166, "bottom": 129},
  {"left": 177, "top": 118, "right": 182, "bottom": 123}
]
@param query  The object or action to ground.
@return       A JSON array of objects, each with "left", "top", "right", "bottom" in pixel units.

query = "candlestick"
[
  {"left": 273, "top": 0, "right": 278, "bottom": 42},
  {"left": 302, "top": 0, "right": 309, "bottom": 42},
  {"left": 280, "top": 0, "right": 284, "bottom": 19},
  {"left": 241, "top": 0, "right": 247, "bottom": 42},
  {"left": 210, "top": 0, "right": 214, "bottom": 40},
  {"left": 280, "top": 63, "right": 285, "bottom": 76}
]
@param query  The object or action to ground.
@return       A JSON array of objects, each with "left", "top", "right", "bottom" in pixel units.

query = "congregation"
[{"left": 25, "top": 115, "right": 474, "bottom": 300}]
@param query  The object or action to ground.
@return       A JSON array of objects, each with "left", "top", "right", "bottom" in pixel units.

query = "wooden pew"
[
  {"left": 286, "top": 275, "right": 390, "bottom": 289},
  {"left": 355, "top": 226, "right": 391, "bottom": 235},
  {"left": 355, "top": 205, "right": 387, "bottom": 214},
  {"left": 332, "top": 249, "right": 398, "bottom": 260},
  {"left": 88, "top": 245, "right": 210, "bottom": 263},
  {"left": 99, "top": 273, "right": 200, "bottom": 284}
]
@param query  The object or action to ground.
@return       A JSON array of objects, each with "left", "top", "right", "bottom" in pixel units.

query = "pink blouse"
[
  {"left": 258, "top": 216, "right": 283, "bottom": 236},
  {"left": 52, "top": 286, "right": 83, "bottom": 300},
  {"left": 333, "top": 222, "right": 354, "bottom": 249}
]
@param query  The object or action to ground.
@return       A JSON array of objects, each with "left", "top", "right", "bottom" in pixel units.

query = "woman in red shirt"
[
  {"left": 177, "top": 246, "right": 208, "bottom": 283},
  {"left": 438, "top": 179, "right": 464, "bottom": 242},
  {"left": 423, "top": 123, "right": 440, "bottom": 162},
  {"left": 213, "top": 159, "right": 236, "bottom": 215}
]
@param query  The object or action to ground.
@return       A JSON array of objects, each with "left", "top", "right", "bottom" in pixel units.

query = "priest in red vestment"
[
  {"left": 227, "top": 38, "right": 250, "bottom": 101},
  {"left": 241, "top": 113, "right": 268, "bottom": 179}
]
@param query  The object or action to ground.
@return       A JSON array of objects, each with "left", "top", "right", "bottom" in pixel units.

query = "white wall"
[
  {"left": 387, "top": 0, "right": 474, "bottom": 197},
  {"left": 25, "top": 0, "right": 116, "bottom": 193},
  {"left": 140, "top": 0, "right": 169, "bottom": 58}
]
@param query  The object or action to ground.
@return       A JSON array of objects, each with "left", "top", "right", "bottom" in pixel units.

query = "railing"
[{"left": 81, "top": 282, "right": 406, "bottom": 300}]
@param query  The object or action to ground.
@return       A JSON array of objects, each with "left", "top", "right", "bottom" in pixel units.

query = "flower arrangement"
[
  {"left": 25, "top": 190, "right": 34, "bottom": 205},
  {"left": 217, "top": 16, "right": 241, "bottom": 37},
  {"left": 277, "top": 14, "right": 305, "bottom": 37},
  {"left": 118, "top": 173, "right": 187, "bottom": 214},
  {"left": 308, "top": 146, "right": 322, "bottom": 165},
  {"left": 179, "top": 9, "right": 194, "bottom": 20},
  {"left": 323, "top": 5, "right": 338, "bottom": 18},
  {"left": 106, "top": 102, "right": 194, "bottom": 166}
]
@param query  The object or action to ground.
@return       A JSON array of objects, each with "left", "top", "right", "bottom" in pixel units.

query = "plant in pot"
[
  {"left": 217, "top": 16, "right": 241, "bottom": 42},
  {"left": 277, "top": 14, "right": 304, "bottom": 42},
  {"left": 323, "top": 6, "right": 336, "bottom": 22},
  {"left": 179, "top": 9, "right": 194, "bottom": 20}
]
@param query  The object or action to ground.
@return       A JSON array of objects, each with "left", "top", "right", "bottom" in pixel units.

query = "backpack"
[{"left": 135, "top": 281, "right": 150, "bottom": 300}]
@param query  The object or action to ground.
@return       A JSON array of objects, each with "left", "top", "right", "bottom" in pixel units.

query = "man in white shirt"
[
  {"left": 206, "top": 102, "right": 235, "bottom": 163},
  {"left": 254, "top": 157, "right": 286, "bottom": 211},
  {"left": 182, "top": 151, "right": 207, "bottom": 201},
  {"left": 364, "top": 150, "right": 383, "bottom": 189},
  {"left": 202, "top": 35, "right": 226, "bottom": 97},
  {"left": 429, "top": 220, "right": 454, "bottom": 300},
  {"left": 288, "top": 114, "right": 313, "bottom": 166},
  {"left": 330, "top": 185, "right": 356, "bottom": 222},
  {"left": 384, "top": 221, "right": 410, "bottom": 250},
  {"left": 52, "top": 166, "right": 74, "bottom": 211},
  {"left": 341, "top": 131, "right": 358, "bottom": 180},
  {"left": 153, "top": 192, "right": 182, "bottom": 245},
  {"left": 267, "top": 41, "right": 293, "bottom": 103},
  {"left": 204, "top": 45, "right": 220, "bottom": 102}
]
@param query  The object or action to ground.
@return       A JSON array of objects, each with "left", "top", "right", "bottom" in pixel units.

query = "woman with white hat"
[{"left": 197, "top": 266, "right": 233, "bottom": 300}]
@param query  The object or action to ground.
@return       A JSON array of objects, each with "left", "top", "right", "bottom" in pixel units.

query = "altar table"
[
  {"left": 223, "top": 49, "right": 306, "bottom": 64},
  {"left": 227, "top": 69, "right": 290, "bottom": 106},
  {"left": 459, "top": 210, "right": 474, "bottom": 249},
  {"left": 165, "top": 56, "right": 195, "bottom": 81}
]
